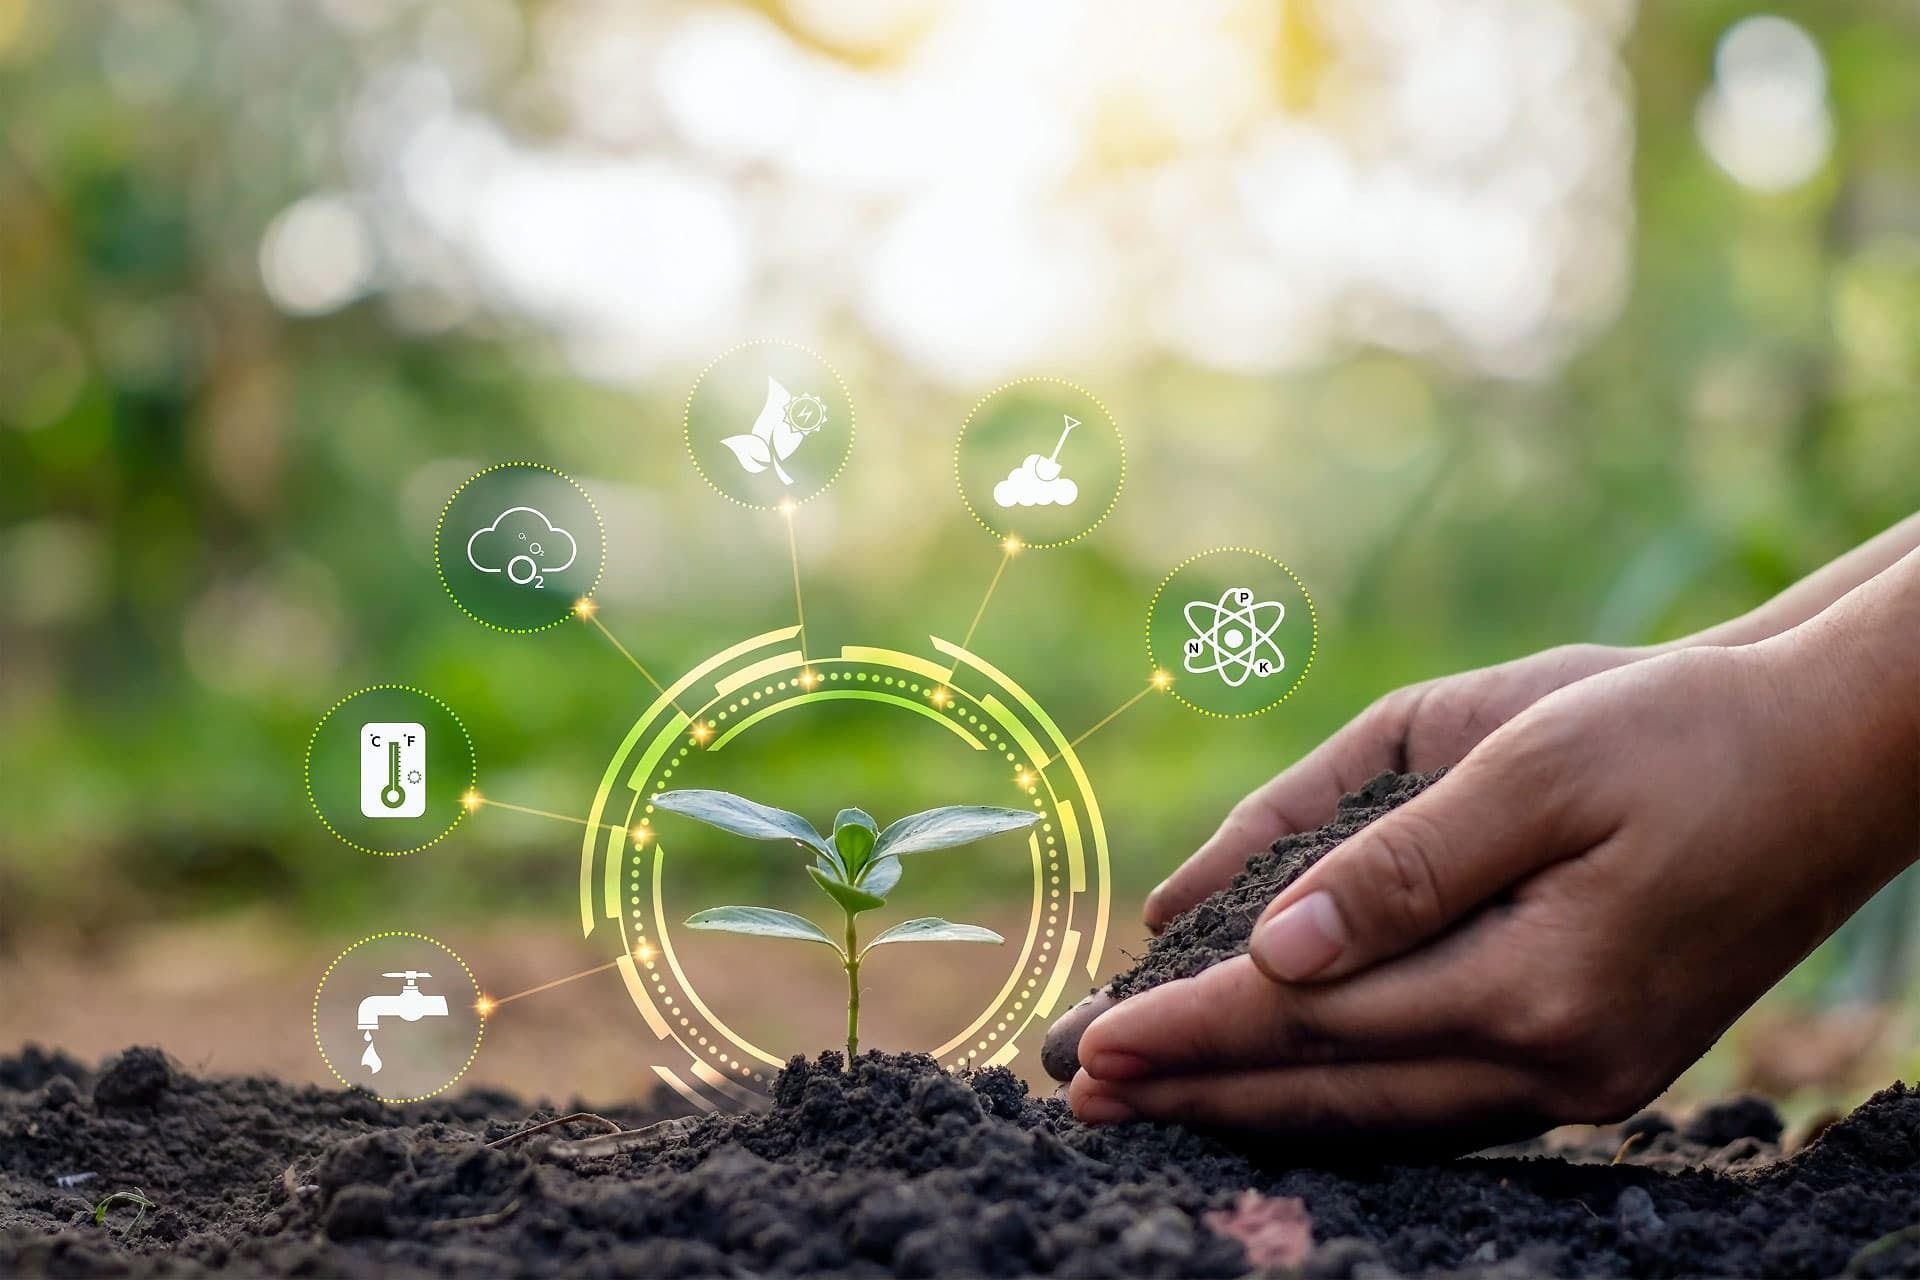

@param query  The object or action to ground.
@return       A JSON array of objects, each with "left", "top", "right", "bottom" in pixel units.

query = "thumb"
[
  {"left": 1144, "top": 691, "right": 1421, "bottom": 931},
  {"left": 1248, "top": 744, "right": 1594, "bottom": 984}
]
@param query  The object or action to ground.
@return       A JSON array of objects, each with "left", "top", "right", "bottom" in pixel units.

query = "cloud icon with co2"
[
  {"left": 992, "top": 455, "right": 1079, "bottom": 508},
  {"left": 466, "top": 506, "right": 578, "bottom": 588}
]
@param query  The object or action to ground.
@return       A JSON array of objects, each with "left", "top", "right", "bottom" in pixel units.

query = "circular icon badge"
[
  {"left": 686, "top": 341, "right": 854, "bottom": 508},
  {"left": 307, "top": 685, "right": 476, "bottom": 855},
  {"left": 436, "top": 463, "right": 605, "bottom": 632},
  {"left": 956, "top": 378, "right": 1123, "bottom": 548},
  {"left": 1148, "top": 548, "right": 1318, "bottom": 717},
  {"left": 313, "top": 932, "right": 484, "bottom": 1103}
]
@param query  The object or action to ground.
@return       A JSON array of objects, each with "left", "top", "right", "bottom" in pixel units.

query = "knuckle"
[
  {"left": 1363, "top": 685, "right": 1424, "bottom": 742},
  {"left": 1483, "top": 699, "right": 1584, "bottom": 783},
  {"left": 1410, "top": 680, "right": 1468, "bottom": 735},
  {"left": 1226, "top": 795, "right": 1273, "bottom": 831},
  {"left": 1264, "top": 995, "right": 1333, "bottom": 1060},
  {"left": 1363, "top": 813, "right": 1451, "bottom": 939},
  {"left": 1494, "top": 986, "right": 1591, "bottom": 1057}
]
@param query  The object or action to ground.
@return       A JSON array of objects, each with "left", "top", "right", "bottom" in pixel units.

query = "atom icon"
[{"left": 1182, "top": 587, "right": 1285, "bottom": 687}]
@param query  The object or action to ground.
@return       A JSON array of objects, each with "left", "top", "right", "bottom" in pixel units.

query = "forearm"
[
  {"left": 1763, "top": 544, "right": 1920, "bottom": 894},
  {"left": 1669, "top": 512, "right": 1920, "bottom": 651}
]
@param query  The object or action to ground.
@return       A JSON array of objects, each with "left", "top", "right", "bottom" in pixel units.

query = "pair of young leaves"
[{"left": 652, "top": 789, "right": 1040, "bottom": 959}]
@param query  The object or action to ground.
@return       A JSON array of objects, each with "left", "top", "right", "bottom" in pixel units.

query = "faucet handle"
[{"left": 380, "top": 970, "right": 433, "bottom": 981}]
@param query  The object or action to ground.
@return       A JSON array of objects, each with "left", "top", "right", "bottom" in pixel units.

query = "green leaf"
[
  {"left": 652, "top": 790, "right": 832, "bottom": 858},
  {"left": 833, "top": 808, "right": 878, "bottom": 874},
  {"left": 872, "top": 806, "right": 1041, "bottom": 858},
  {"left": 684, "top": 905, "right": 843, "bottom": 954},
  {"left": 862, "top": 917, "right": 1004, "bottom": 956},
  {"left": 858, "top": 853, "right": 903, "bottom": 898},
  {"left": 808, "top": 865, "right": 887, "bottom": 915},
  {"left": 835, "top": 808, "right": 878, "bottom": 833}
]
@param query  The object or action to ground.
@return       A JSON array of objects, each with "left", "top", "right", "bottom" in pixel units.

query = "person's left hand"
[{"left": 1067, "top": 639, "right": 1919, "bottom": 1150}]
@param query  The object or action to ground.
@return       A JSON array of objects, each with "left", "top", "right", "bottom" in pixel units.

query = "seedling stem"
[{"left": 651, "top": 789, "right": 1039, "bottom": 1069}]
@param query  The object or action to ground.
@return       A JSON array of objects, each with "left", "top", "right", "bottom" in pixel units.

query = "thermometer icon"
[
  {"left": 361, "top": 722, "right": 427, "bottom": 819},
  {"left": 381, "top": 738, "right": 406, "bottom": 808}
]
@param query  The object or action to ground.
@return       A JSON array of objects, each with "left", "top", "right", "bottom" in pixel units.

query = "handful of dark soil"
[
  {"left": 1108, "top": 770, "right": 1440, "bottom": 999},
  {"left": 1043, "top": 770, "right": 1440, "bottom": 1080}
]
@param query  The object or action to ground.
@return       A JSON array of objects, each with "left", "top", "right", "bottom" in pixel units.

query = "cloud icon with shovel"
[
  {"left": 466, "top": 506, "right": 578, "bottom": 590},
  {"left": 993, "top": 415, "right": 1081, "bottom": 508}
]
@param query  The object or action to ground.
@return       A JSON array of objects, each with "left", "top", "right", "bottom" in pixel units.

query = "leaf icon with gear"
[{"left": 721, "top": 378, "right": 825, "bottom": 487}]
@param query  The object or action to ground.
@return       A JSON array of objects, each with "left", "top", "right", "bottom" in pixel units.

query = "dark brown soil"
[
  {"left": 6, "top": 773, "right": 1918, "bottom": 1277},
  {"left": 1108, "top": 770, "right": 1443, "bottom": 999},
  {"left": 6, "top": 1041, "right": 1920, "bottom": 1277}
]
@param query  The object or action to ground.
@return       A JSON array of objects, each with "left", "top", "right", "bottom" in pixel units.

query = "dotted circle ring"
[
  {"left": 954, "top": 376, "right": 1125, "bottom": 549},
  {"left": 311, "top": 931, "right": 485, "bottom": 1103},
  {"left": 578, "top": 626, "right": 1112, "bottom": 1104},
  {"left": 1147, "top": 547, "right": 1319, "bottom": 719},
  {"left": 304, "top": 684, "right": 477, "bottom": 856},
  {"left": 434, "top": 462, "right": 606, "bottom": 635},
  {"left": 683, "top": 340, "right": 856, "bottom": 511}
]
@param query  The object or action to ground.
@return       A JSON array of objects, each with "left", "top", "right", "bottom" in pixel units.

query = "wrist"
[
  {"left": 1645, "top": 617, "right": 1767, "bottom": 655},
  {"left": 1759, "top": 552, "right": 1920, "bottom": 882}
]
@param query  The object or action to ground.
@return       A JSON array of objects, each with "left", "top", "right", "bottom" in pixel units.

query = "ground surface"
[
  {"left": 8, "top": 772, "right": 1919, "bottom": 1277},
  {"left": 5, "top": 1044, "right": 1920, "bottom": 1277}
]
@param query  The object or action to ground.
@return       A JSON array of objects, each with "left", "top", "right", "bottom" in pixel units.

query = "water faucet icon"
[{"left": 357, "top": 971, "right": 450, "bottom": 1031}]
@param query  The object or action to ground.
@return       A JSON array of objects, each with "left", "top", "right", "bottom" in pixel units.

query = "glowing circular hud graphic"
[{"left": 579, "top": 627, "right": 1112, "bottom": 1107}]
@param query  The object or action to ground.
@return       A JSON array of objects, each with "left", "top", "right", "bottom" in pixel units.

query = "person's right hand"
[
  {"left": 1143, "top": 642, "right": 1647, "bottom": 931},
  {"left": 1041, "top": 642, "right": 1650, "bottom": 1081}
]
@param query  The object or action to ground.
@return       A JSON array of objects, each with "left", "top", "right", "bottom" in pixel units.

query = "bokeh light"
[{"left": 1695, "top": 15, "right": 1832, "bottom": 193}]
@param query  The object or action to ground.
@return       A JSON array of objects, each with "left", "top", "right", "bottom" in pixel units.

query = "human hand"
[
  {"left": 1040, "top": 642, "right": 1645, "bottom": 1079},
  {"left": 1142, "top": 643, "right": 1645, "bottom": 932},
  {"left": 1066, "top": 636, "right": 1920, "bottom": 1148}
]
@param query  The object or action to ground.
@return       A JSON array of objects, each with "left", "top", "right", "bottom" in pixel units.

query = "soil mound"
[
  {"left": 6, "top": 1044, "right": 1920, "bottom": 1276},
  {"left": 1110, "top": 770, "right": 1441, "bottom": 998}
]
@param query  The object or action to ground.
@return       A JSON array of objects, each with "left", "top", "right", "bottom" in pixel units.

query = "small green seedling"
[
  {"left": 93, "top": 1187, "right": 156, "bottom": 1234},
  {"left": 653, "top": 789, "right": 1040, "bottom": 1066}
]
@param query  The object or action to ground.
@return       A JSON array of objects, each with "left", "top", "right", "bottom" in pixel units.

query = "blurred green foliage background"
[{"left": 1, "top": 0, "right": 1917, "bottom": 1098}]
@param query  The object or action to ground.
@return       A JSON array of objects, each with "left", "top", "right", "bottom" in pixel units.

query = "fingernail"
[
  {"left": 1252, "top": 891, "right": 1347, "bottom": 980},
  {"left": 1042, "top": 991, "right": 1117, "bottom": 1083},
  {"left": 1081, "top": 1050, "right": 1151, "bottom": 1081},
  {"left": 1144, "top": 878, "right": 1171, "bottom": 914},
  {"left": 1074, "top": 1094, "right": 1139, "bottom": 1125}
]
